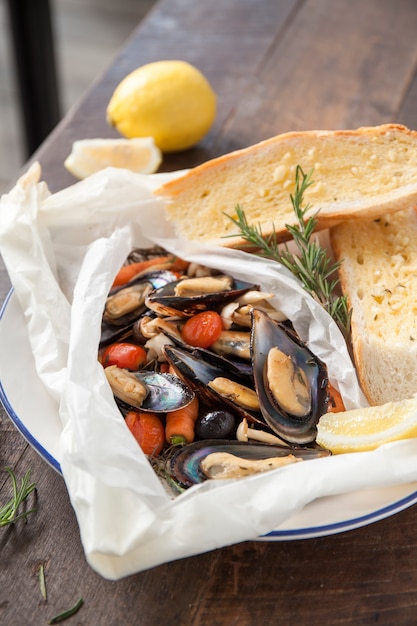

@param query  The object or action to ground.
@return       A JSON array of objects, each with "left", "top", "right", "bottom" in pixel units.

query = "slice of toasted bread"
[
  {"left": 155, "top": 124, "right": 417, "bottom": 247},
  {"left": 330, "top": 207, "right": 417, "bottom": 406}
]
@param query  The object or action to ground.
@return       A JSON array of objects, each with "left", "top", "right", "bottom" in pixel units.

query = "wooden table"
[{"left": 2, "top": 0, "right": 417, "bottom": 623}]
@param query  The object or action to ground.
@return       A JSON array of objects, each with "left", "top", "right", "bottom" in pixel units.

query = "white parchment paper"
[{"left": 1, "top": 162, "right": 417, "bottom": 580}]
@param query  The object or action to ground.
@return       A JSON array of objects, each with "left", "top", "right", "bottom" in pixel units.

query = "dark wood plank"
[
  {"left": 1, "top": 455, "right": 417, "bottom": 626},
  {"left": 0, "top": 442, "right": 223, "bottom": 625},
  {"left": 398, "top": 70, "right": 417, "bottom": 129},
  {"left": 215, "top": 0, "right": 417, "bottom": 153}
]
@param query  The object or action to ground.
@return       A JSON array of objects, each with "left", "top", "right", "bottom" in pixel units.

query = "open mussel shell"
[
  {"left": 155, "top": 317, "right": 253, "bottom": 378},
  {"left": 251, "top": 310, "right": 329, "bottom": 445},
  {"left": 163, "top": 334, "right": 253, "bottom": 379},
  {"left": 145, "top": 276, "right": 258, "bottom": 318},
  {"left": 168, "top": 439, "right": 330, "bottom": 489},
  {"left": 187, "top": 346, "right": 253, "bottom": 380},
  {"left": 163, "top": 345, "right": 264, "bottom": 425},
  {"left": 103, "top": 270, "right": 179, "bottom": 326},
  {"left": 114, "top": 371, "right": 195, "bottom": 413},
  {"left": 100, "top": 270, "right": 179, "bottom": 348},
  {"left": 139, "top": 372, "right": 195, "bottom": 412}
]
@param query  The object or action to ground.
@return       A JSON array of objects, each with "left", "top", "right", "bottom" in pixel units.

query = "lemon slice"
[
  {"left": 64, "top": 137, "right": 162, "bottom": 179},
  {"left": 316, "top": 396, "right": 417, "bottom": 454}
]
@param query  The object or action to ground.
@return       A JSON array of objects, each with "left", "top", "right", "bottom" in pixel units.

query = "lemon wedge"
[
  {"left": 316, "top": 396, "right": 417, "bottom": 454},
  {"left": 106, "top": 60, "right": 216, "bottom": 153},
  {"left": 64, "top": 137, "right": 162, "bottom": 179}
]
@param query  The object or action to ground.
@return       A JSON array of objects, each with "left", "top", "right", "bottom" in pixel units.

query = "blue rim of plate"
[
  {"left": 264, "top": 488, "right": 417, "bottom": 539},
  {"left": 0, "top": 376, "right": 62, "bottom": 474},
  {"left": 1, "top": 288, "right": 417, "bottom": 540},
  {"left": 0, "top": 289, "right": 62, "bottom": 474}
]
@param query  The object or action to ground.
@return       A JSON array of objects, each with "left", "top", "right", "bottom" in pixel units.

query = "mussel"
[
  {"left": 168, "top": 439, "right": 330, "bottom": 489},
  {"left": 251, "top": 310, "right": 328, "bottom": 445},
  {"left": 149, "top": 320, "right": 254, "bottom": 377},
  {"left": 101, "top": 249, "right": 334, "bottom": 460},
  {"left": 103, "top": 270, "right": 179, "bottom": 326},
  {"left": 220, "top": 290, "right": 287, "bottom": 329},
  {"left": 145, "top": 275, "right": 258, "bottom": 318},
  {"left": 163, "top": 345, "right": 264, "bottom": 426},
  {"left": 100, "top": 270, "right": 180, "bottom": 348},
  {"left": 104, "top": 365, "right": 195, "bottom": 413},
  {"left": 210, "top": 330, "right": 252, "bottom": 360}
]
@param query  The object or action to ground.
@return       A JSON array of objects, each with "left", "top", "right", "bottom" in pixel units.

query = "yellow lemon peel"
[{"left": 106, "top": 60, "right": 216, "bottom": 152}]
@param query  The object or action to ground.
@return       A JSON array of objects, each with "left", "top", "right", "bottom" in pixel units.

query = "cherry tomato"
[
  {"left": 327, "top": 383, "right": 345, "bottom": 413},
  {"left": 125, "top": 411, "right": 165, "bottom": 456},
  {"left": 181, "top": 310, "right": 223, "bottom": 348},
  {"left": 100, "top": 342, "right": 147, "bottom": 370},
  {"left": 112, "top": 256, "right": 190, "bottom": 287}
]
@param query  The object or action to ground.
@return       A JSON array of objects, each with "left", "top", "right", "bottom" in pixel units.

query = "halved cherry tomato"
[
  {"left": 125, "top": 410, "right": 165, "bottom": 456},
  {"left": 326, "top": 382, "right": 346, "bottom": 413},
  {"left": 100, "top": 342, "right": 147, "bottom": 370},
  {"left": 181, "top": 310, "right": 223, "bottom": 348}
]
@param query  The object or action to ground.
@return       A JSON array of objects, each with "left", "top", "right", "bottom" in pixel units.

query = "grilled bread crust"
[{"left": 156, "top": 124, "right": 417, "bottom": 247}]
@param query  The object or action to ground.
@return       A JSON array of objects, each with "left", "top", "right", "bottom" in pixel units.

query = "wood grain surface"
[{"left": 2, "top": 1, "right": 417, "bottom": 624}]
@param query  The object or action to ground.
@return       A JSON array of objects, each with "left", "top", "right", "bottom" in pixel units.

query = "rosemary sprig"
[
  {"left": 0, "top": 467, "right": 37, "bottom": 526},
  {"left": 224, "top": 165, "right": 351, "bottom": 338}
]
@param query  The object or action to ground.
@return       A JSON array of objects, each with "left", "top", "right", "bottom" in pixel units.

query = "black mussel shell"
[
  {"left": 99, "top": 323, "right": 133, "bottom": 349},
  {"left": 251, "top": 310, "right": 329, "bottom": 445},
  {"left": 168, "top": 439, "right": 330, "bottom": 489},
  {"left": 103, "top": 270, "right": 179, "bottom": 327},
  {"left": 163, "top": 345, "right": 264, "bottom": 426},
  {"left": 146, "top": 277, "right": 258, "bottom": 318}
]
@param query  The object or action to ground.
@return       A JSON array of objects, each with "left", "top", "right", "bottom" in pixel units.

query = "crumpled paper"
[{"left": 1, "top": 162, "right": 417, "bottom": 580}]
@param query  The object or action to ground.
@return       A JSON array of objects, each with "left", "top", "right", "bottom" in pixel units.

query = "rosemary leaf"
[
  {"left": 224, "top": 165, "right": 351, "bottom": 338},
  {"left": 39, "top": 563, "right": 47, "bottom": 602},
  {"left": 0, "top": 468, "right": 37, "bottom": 527},
  {"left": 49, "top": 598, "right": 84, "bottom": 624}
]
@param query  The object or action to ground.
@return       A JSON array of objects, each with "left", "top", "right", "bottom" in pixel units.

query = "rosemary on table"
[
  {"left": 0, "top": 467, "right": 37, "bottom": 526},
  {"left": 39, "top": 563, "right": 47, "bottom": 602},
  {"left": 224, "top": 165, "right": 351, "bottom": 339},
  {"left": 49, "top": 598, "right": 84, "bottom": 624}
]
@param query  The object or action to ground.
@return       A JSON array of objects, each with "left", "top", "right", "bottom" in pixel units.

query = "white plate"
[
  {"left": 1, "top": 289, "right": 417, "bottom": 540},
  {"left": 0, "top": 290, "right": 62, "bottom": 472}
]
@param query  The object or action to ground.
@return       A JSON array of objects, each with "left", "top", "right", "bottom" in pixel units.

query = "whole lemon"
[{"left": 106, "top": 60, "right": 216, "bottom": 153}]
